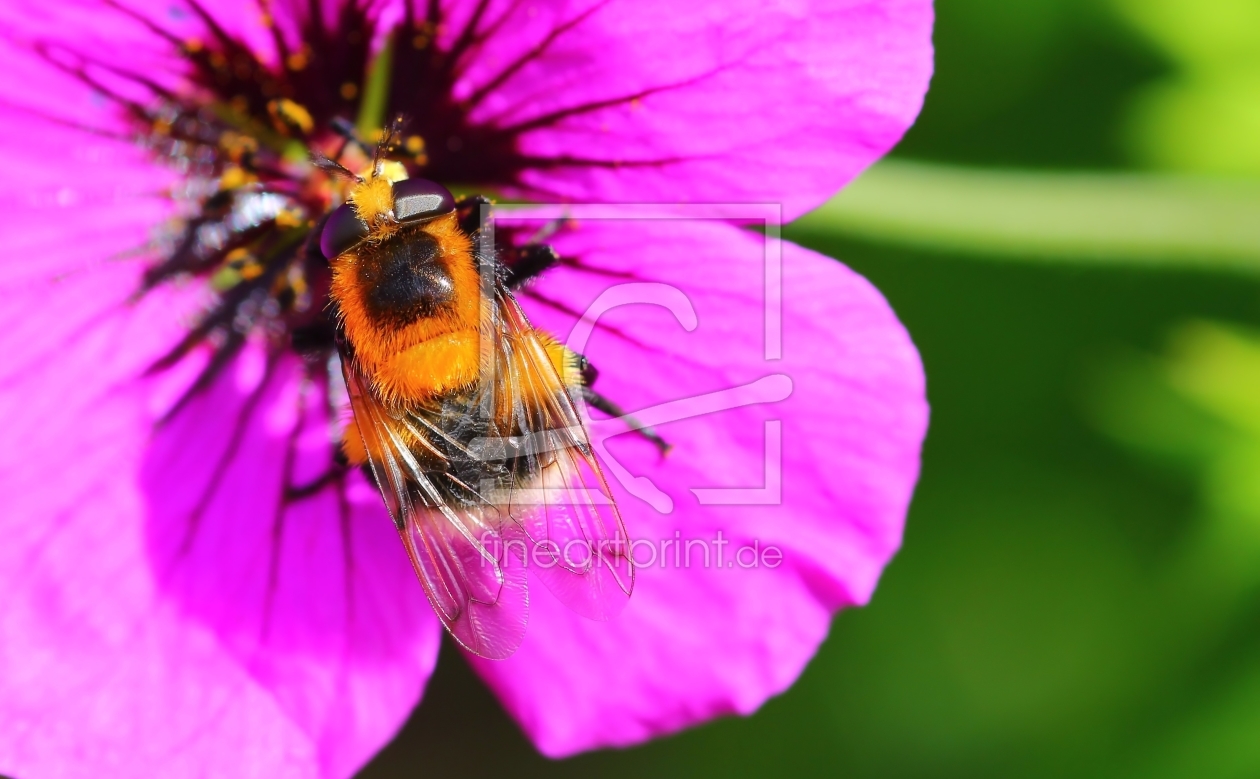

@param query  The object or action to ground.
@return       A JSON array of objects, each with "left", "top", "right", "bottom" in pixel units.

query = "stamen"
[
  {"left": 64, "top": 0, "right": 627, "bottom": 416},
  {"left": 267, "top": 99, "right": 315, "bottom": 136}
]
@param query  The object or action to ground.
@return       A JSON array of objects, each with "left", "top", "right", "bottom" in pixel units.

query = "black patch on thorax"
[{"left": 357, "top": 230, "right": 455, "bottom": 328}]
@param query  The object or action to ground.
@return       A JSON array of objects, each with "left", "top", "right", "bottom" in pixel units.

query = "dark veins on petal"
[
  {"left": 19, "top": 0, "right": 687, "bottom": 613},
  {"left": 26, "top": 0, "right": 688, "bottom": 400}
]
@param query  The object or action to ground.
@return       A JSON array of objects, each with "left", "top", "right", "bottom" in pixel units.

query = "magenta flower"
[{"left": 0, "top": 0, "right": 931, "bottom": 776}]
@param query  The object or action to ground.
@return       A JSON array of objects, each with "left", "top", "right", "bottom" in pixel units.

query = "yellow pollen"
[
  {"left": 275, "top": 209, "right": 303, "bottom": 228},
  {"left": 379, "top": 160, "right": 408, "bottom": 182},
  {"left": 267, "top": 98, "right": 314, "bottom": 135},
  {"left": 286, "top": 51, "right": 309, "bottom": 71},
  {"left": 218, "top": 166, "right": 255, "bottom": 190},
  {"left": 405, "top": 135, "right": 426, "bottom": 154},
  {"left": 340, "top": 82, "right": 359, "bottom": 100},
  {"left": 223, "top": 249, "right": 264, "bottom": 281},
  {"left": 285, "top": 266, "right": 309, "bottom": 298},
  {"left": 218, "top": 131, "right": 258, "bottom": 163}
]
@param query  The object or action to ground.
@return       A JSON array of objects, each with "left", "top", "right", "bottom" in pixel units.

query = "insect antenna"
[
  {"left": 310, "top": 151, "right": 361, "bottom": 183},
  {"left": 371, "top": 115, "right": 409, "bottom": 177}
]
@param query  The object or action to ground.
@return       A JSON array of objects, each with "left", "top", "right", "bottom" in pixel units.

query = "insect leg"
[
  {"left": 455, "top": 195, "right": 493, "bottom": 236},
  {"left": 575, "top": 355, "right": 671, "bottom": 454},
  {"left": 456, "top": 195, "right": 568, "bottom": 287},
  {"left": 503, "top": 244, "right": 560, "bottom": 289},
  {"left": 506, "top": 213, "right": 574, "bottom": 285}
]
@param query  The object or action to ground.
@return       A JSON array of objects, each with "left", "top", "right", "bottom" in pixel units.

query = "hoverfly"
[{"left": 317, "top": 128, "right": 646, "bottom": 659}]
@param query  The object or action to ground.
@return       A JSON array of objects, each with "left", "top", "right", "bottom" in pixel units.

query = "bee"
[{"left": 317, "top": 133, "right": 639, "bottom": 659}]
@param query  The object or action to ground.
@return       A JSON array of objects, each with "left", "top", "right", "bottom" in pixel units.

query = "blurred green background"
[{"left": 361, "top": 1, "right": 1260, "bottom": 776}]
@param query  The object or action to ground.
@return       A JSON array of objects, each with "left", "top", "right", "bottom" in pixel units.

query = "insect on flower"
[
  {"left": 317, "top": 123, "right": 660, "bottom": 658},
  {"left": 0, "top": 0, "right": 934, "bottom": 771}
]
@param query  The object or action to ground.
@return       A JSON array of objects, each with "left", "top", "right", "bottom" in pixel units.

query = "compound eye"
[
  {"left": 393, "top": 178, "right": 455, "bottom": 223},
  {"left": 320, "top": 203, "right": 369, "bottom": 259}
]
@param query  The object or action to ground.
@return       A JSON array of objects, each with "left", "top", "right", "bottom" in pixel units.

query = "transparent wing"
[
  {"left": 492, "top": 289, "right": 635, "bottom": 621},
  {"left": 342, "top": 358, "right": 528, "bottom": 660},
  {"left": 341, "top": 282, "right": 633, "bottom": 658}
]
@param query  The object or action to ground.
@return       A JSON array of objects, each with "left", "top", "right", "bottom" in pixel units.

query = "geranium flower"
[{"left": 0, "top": 0, "right": 932, "bottom": 776}]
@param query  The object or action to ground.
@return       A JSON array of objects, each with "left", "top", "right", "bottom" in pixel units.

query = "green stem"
[
  {"left": 793, "top": 161, "right": 1260, "bottom": 273},
  {"left": 356, "top": 37, "right": 395, "bottom": 136}
]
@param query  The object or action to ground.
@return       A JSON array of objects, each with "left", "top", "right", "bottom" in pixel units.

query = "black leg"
[
  {"left": 579, "top": 383, "right": 671, "bottom": 455},
  {"left": 502, "top": 244, "right": 560, "bottom": 289},
  {"left": 455, "top": 197, "right": 567, "bottom": 288},
  {"left": 455, "top": 194, "right": 493, "bottom": 236}
]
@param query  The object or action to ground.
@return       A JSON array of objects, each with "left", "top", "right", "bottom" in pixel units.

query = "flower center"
[{"left": 41, "top": 2, "right": 541, "bottom": 408}]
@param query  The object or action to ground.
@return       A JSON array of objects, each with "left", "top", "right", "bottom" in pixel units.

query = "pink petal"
[
  {"left": 0, "top": 3, "right": 195, "bottom": 122},
  {"left": 468, "top": 218, "right": 927, "bottom": 755},
  {"left": 446, "top": 0, "right": 933, "bottom": 220},
  {"left": 0, "top": 1, "right": 931, "bottom": 769},
  {"left": 0, "top": 0, "right": 383, "bottom": 131},
  {"left": 0, "top": 112, "right": 441, "bottom": 779},
  {"left": 0, "top": 268, "right": 443, "bottom": 777}
]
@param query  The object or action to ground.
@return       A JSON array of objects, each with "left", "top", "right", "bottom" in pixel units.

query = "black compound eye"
[
  {"left": 393, "top": 178, "right": 455, "bottom": 223},
  {"left": 320, "top": 203, "right": 369, "bottom": 259}
]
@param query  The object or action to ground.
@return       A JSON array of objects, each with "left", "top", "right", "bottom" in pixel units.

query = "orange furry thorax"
[
  {"left": 329, "top": 181, "right": 588, "bottom": 468},
  {"left": 330, "top": 211, "right": 482, "bottom": 407}
]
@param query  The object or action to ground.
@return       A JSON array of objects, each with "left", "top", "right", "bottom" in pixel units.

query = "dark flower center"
[
  {"left": 31, "top": 0, "right": 578, "bottom": 422},
  {"left": 27, "top": 0, "right": 668, "bottom": 536},
  {"left": 16, "top": 0, "right": 687, "bottom": 638}
]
